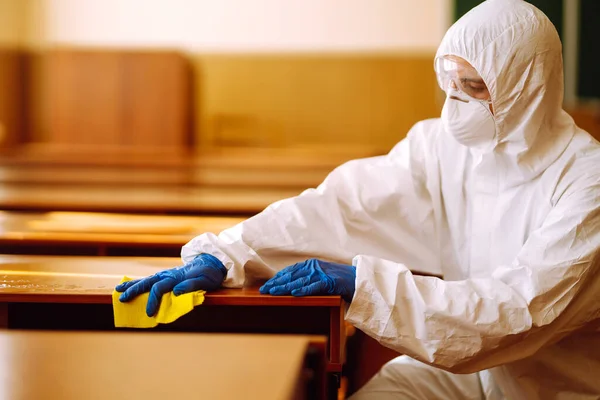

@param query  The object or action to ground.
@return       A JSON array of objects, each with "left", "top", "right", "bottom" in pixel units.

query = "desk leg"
[
  {"left": 0, "top": 303, "right": 8, "bottom": 328},
  {"left": 304, "top": 341, "right": 327, "bottom": 400},
  {"left": 328, "top": 305, "right": 345, "bottom": 399},
  {"left": 329, "top": 305, "right": 345, "bottom": 367}
]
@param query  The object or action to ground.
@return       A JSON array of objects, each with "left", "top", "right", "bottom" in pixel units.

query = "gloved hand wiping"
[
  {"left": 259, "top": 258, "right": 356, "bottom": 303},
  {"left": 116, "top": 253, "right": 226, "bottom": 317}
]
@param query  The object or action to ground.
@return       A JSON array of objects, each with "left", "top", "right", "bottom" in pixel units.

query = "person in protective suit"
[{"left": 117, "top": 0, "right": 600, "bottom": 398}]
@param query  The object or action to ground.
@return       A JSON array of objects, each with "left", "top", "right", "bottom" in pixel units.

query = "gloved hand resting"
[
  {"left": 115, "top": 253, "right": 227, "bottom": 317},
  {"left": 259, "top": 258, "right": 356, "bottom": 303}
]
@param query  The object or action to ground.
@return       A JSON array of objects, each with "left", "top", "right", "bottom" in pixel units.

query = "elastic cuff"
[{"left": 198, "top": 253, "right": 228, "bottom": 276}]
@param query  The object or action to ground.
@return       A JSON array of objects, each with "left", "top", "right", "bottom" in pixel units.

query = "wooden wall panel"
[
  {"left": 0, "top": 49, "right": 25, "bottom": 148},
  {"left": 567, "top": 105, "right": 600, "bottom": 142},
  {"left": 121, "top": 52, "right": 191, "bottom": 149},
  {"left": 192, "top": 53, "right": 442, "bottom": 151},
  {"left": 20, "top": 51, "right": 442, "bottom": 159},
  {"left": 46, "top": 51, "right": 121, "bottom": 146},
  {"left": 32, "top": 49, "right": 192, "bottom": 153}
]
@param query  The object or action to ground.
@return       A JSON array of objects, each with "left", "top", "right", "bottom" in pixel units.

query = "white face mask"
[{"left": 441, "top": 90, "right": 496, "bottom": 150}]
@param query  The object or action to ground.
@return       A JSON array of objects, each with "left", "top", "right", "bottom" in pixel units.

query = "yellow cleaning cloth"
[{"left": 112, "top": 276, "right": 205, "bottom": 328}]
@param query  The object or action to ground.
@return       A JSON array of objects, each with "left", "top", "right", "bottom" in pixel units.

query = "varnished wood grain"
[
  {"left": 39, "top": 50, "right": 191, "bottom": 151},
  {"left": 0, "top": 255, "right": 342, "bottom": 307}
]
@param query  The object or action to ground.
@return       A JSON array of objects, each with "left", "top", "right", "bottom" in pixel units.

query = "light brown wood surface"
[
  {"left": 0, "top": 49, "right": 25, "bottom": 149},
  {"left": 32, "top": 50, "right": 192, "bottom": 152},
  {"left": 0, "top": 331, "right": 316, "bottom": 400},
  {"left": 0, "top": 255, "right": 174, "bottom": 301},
  {"left": 0, "top": 255, "right": 340, "bottom": 307}
]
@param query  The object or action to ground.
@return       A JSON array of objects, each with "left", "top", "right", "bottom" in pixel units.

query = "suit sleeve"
[
  {"left": 346, "top": 175, "right": 600, "bottom": 373},
  {"left": 181, "top": 121, "right": 440, "bottom": 287}
]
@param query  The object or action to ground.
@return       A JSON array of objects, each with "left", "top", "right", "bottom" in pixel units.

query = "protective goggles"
[{"left": 434, "top": 56, "right": 492, "bottom": 104}]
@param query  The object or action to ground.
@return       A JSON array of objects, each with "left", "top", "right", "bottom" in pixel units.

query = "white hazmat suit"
[{"left": 182, "top": 0, "right": 600, "bottom": 398}]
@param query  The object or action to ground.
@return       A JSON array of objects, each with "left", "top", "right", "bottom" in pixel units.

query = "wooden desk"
[
  {"left": 0, "top": 331, "right": 325, "bottom": 400},
  {"left": 0, "top": 255, "right": 346, "bottom": 374},
  {"left": 0, "top": 211, "right": 244, "bottom": 256},
  {"left": 2, "top": 142, "right": 380, "bottom": 170},
  {"left": 0, "top": 184, "right": 300, "bottom": 215},
  {"left": 0, "top": 146, "right": 364, "bottom": 190},
  {"left": 0, "top": 163, "right": 331, "bottom": 189}
]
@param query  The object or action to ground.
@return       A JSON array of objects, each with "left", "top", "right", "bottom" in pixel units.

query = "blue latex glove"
[
  {"left": 259, "top": 259, "right": 356, "bottom": 302},
  {"left": 115, "top": 253, "right": 227, "bottom": 317}
]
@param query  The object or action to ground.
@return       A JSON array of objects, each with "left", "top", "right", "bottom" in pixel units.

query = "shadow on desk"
[
  {"left": 7, "top": 301, "right": 330, "bottom": 335},
  {"left": 344, "top": 330, "right": 403, "bottom": 396}
]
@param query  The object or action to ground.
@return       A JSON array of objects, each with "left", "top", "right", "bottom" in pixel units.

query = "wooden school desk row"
[
  {"left": 0, "top": 144, "right": 384, "bottom": 215},
  {"left": 0, "top": 211, "right": 345, "bottom": 373},
  {"left": 0, "top": 153, "right": 337, "bottom": 215},
  {"left": 0, "top": 210, "right": 410, "bottom": 394},
  {"left": 0, "top": 255, "right": 344, "bottom": 399}
]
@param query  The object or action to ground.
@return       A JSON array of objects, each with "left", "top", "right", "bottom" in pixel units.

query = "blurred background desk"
[
  {"left": 0, "top": 148, "right": 342, "bottom": 215},
  {"left": 0, "top": 184, "right": 301, "bottom": 215},
  {"left": 0, "top": 331, "right": 326, "bottom": 400},
  {"left": 0, "top": 153, "right": 337, "bottom": 189},
  {"left": 0, "top": 211, "right": 244, "bottom": 256}
]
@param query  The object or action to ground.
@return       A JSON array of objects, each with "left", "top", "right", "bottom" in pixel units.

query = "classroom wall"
[
  {"left": 18, "top": 0, "right": 452, "bottom": 150},
  {"left": 0, "top": 0, "right": 28, "bottom": 147},
  {"left": 23, "top": 0, "right": 451, "bottom": 52},
  {"left": 0, "top": 0, "right": 25, "bottom": 47}
]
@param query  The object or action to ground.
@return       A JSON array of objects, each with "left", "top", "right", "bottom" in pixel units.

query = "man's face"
[
  {"left": 436, "top": 55, "right": 493, "bottom": 113},
  {"left": 444, "top": 56, "right": 491, "bottom": 102}
]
